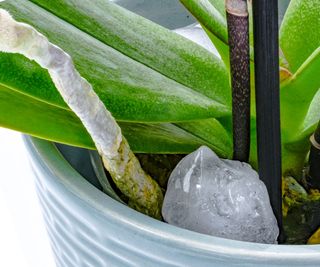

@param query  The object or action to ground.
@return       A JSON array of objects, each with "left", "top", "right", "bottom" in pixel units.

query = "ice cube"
[{"left": 162, "top": 146, "right": 279, "bottom": 244}]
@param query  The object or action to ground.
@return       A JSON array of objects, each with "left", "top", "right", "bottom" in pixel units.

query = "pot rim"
[{"left": 24, "top": 136, "right": 320, "bottom": 262}]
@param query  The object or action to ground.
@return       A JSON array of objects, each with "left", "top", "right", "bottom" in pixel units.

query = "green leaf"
[
  {"left": 0, "top": 53, "right": 67, "bottom": 108},
  {"left": 0, "top": 0, "right": 234, "bottom": 158},
  {"left": 277, "top": 47, "right": 320, "bottom": 176},
  {"left": 30, "top": 0, "right": 230, "bottom": 106},
  {"left": 0, "top": 0, "right": 231, "bottom": 123},
  {"left": 120, "top": 122, "right": 231, "bottom": 156},
  {"left": 175, "top": 119, "right": 233, "bottom": 158},
  {"left": 1, "top": 52, "right": 228, "bottom": 123},
  {"left": 280, "top": 0, "right": 320, "bottom": 72},
  {"left": 281, "top": 47, "right": 320, "bottom": 141},
  {"left": 179, "top": 0, "right": 228, "bottom": 44},
  {"left": 283, "top": 89, "right": 320, "bottom": 172},
  {"left": 0, "top": 81, "right": 230, "bottom": 154},
  {"left": 0, "top": 84, "right": 94, "bottom": 148}
]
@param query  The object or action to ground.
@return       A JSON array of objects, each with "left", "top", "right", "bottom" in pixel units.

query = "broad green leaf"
[
  {"left": 0, "top": 82, "right": 228, "bottom": 154},
  {"left": 175, "top": 119, "right": 233, "bottom": 158},
  {"left": 248, "top": 117, "right": 306, "bottom": 176},
  {"left": 29, "top": 0, "right": 230, "bottom": 107},
  {"left": 0, "top": 0, "right": 233, "bottom": 159},
  {"left": 281, "top": 47, "right": 320, "bottom": 141},
  {"left": 284, "top": 88, "right": 320, "bottom": 175},
  {"left": 1, "top": 52, "right": 227, "bottom": 122},
  {"left": 278, "top": 47, "right": 320, "bottom": 175},
  {"left": 280, "top": 0, "right": 320, "bottom": 72},
  {"left": 0, "top": 53, "right": 66, "bottom": 108},
  {"left": 0, "top": 85, "right": 94, "bottom": 148},
  {"left": 179, "top": 0, "right": 228, "bottom": 44},
  {"left": 121, "top": 122, "right": 231, "bottom": 156},
  {"left": 0, "top": 0, "right": 231, "bottom": 123}
]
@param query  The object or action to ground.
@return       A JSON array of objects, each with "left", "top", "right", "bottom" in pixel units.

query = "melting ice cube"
[{"left": 162, "top": 146, "right": 279, "bottom": 244}]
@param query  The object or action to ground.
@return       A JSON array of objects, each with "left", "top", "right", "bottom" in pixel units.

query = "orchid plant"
[{"left": 0, "top": 0, "right": 320, "bottom": 235}]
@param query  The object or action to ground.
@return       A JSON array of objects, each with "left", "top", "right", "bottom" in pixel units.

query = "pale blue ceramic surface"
[
  {"left": 25, "top": 136, "right": 320, "bottom": 267},
  {"left": 24, "top": 0, "right": 320, "bottom": 266}
]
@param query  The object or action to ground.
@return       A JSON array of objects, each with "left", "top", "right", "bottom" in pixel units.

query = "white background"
[{"left": 0, "top": 128, "right": 56, "bottom": 267}]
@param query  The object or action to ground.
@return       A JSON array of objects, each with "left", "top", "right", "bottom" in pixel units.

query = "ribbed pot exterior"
[{"left": 25, "top": 137, "right": 320, "bottom": 267}]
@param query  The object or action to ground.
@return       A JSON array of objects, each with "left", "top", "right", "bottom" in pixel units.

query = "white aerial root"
[{"left": 0, "top": 9, "right": 163, "bottom": 218}]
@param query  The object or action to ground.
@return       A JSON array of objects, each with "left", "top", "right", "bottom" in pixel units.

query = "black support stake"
[{"left": 252, "top": 0, "right": 284, "bottom": 242}]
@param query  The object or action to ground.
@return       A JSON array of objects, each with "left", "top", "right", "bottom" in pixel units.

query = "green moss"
[{"left": 283, "top": 176, "right": 320, "bottom": 244}]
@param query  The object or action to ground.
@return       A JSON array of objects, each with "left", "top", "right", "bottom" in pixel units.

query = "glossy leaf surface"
[
  {"left": 179, "top": 0, "right": 227, "bottom": 44},
  {"left": 281, "top": 47, "right": 320, "bottom": 141},
  {"left": 0, "top": 0, "right": 231, "bottom": 123},
  {"left": 30, "top": 0, "right": 230, "bottom": 107},
  {"left": 280, "top": 0, "right": 320, "bottom": 72},
  {"left": 0, "top": 0, "right": 232, "bottom": 157},
  {"left": 0, "top": 80, "right": 229, "bottom": 154}
]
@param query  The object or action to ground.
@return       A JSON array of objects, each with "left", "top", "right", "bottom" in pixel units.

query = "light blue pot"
[
  {"left": 25, "top": 1, "right": 320, "bottom": 266},
  {"left": 25, "top": 135, "right": 320, "bottom": 267}
]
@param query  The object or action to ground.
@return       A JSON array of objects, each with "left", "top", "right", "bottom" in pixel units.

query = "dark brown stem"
[
  {"left": 308, "top": 122, "right": 320, "bottom": 189},
  {"left": 226, "top": 0, "right": 251, "bottom": 162}
]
